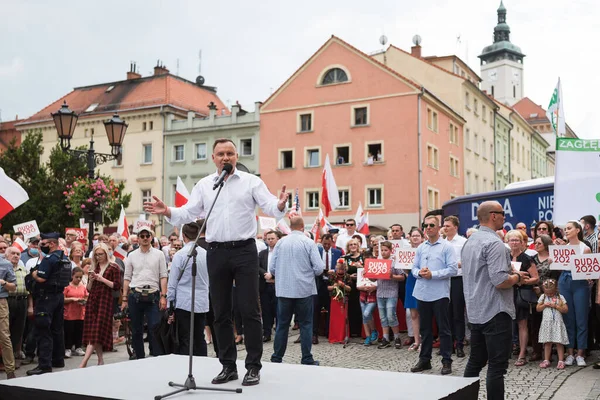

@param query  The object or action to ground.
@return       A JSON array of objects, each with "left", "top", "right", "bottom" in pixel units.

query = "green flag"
[{"left": 546, "top": 78, "right": 565, "bottom": 137}]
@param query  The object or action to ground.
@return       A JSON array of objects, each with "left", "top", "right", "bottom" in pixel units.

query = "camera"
[{"left": 113, "top": 308, "right": 128, "bottom": 320}]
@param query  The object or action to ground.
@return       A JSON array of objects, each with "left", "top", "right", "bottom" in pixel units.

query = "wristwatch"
[{"left": 161, "top": 294, "right": 167, "bottom": 298}]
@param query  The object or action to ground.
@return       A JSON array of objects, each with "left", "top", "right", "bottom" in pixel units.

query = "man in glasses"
[
  {"left": 335, "top": 219, "right": 366, "bottom": 251},
  {"left": 410, "top": 216, "right": 457, "bottom": 376},
  {"left": 462, "top": 201, "right": 529, "bottom": 400},
  {"left": 121, "top": 226, "right": 168, "bottom": 359}
]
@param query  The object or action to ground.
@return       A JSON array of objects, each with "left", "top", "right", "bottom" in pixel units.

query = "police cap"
[{"left": 40, "top": 232, "right": 60, "bottom": 240}]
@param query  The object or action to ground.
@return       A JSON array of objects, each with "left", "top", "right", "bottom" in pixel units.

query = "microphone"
[{"left": 213, "top": 163, "right": 234, "bottom": 190}]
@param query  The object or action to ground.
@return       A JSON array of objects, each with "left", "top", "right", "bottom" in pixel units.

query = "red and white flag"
[
  {"left": 175, "top": 177, "right": 190, "bottom": 207},
  {"left": 355, "top": 202, "right": 369, "bottom": 234},
  {"left": 0, "top": 168, "right": 29, "bottom": 220},
  {"left": 321, "top": 154, "right": 339, "bottom": 217},
  {"left": 311, "top": 208, "right": 327, "bottom": 242},
  {"left": 117, "top": 205, "right": 129, "bottom": 239},
  {"left": 13, "top": 237, "right": 26, "bottom": 253},
  {"left": 113, "top": 246, "right": 128, "bottom": 261}
]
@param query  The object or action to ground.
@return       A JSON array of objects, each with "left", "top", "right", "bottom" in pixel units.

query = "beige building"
[
  {"left": 373, "top": 45, "right": 498, "bottom": 195},
  {"left": 16, "top": 63, "right": 228, "bottom": 234},
  {"left": 163, "top": 102, "right": 260, "bottom": 233}
]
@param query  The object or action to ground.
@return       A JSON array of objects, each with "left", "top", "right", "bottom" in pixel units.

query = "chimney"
[
  {"left": 231, "top": 103, "right": 240, "bottom": 124},
  {"left": 411, "top": 45, "right": 422, "bottom": 58},
  {"left": 208, "top": 101, "right": 217, "bottom": 124},
  {"left": 127, "top": 62, "right": 141, "bottom": 80},
  {"left": 187, "top": 111, "right": 194, "bottom": 128},
  {"left": 254, "top": 101, "right": 262, "bottom": 122},
  {"left": 153, "top": 60, "right": 169, "bottom": 76}
]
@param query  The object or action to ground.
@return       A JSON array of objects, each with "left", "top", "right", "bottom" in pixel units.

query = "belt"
[
  {"left": 8, "top": 295, "right": 28, "bottom": 300},
  {"left": 208, "top": 238, "right": 254, "bottom": 250}
]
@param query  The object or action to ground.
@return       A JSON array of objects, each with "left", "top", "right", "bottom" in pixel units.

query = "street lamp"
[{"left": 52, "top": 101, "right": 128, "bottom": 249}]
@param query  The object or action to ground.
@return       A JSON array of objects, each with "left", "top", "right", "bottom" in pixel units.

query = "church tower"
[{"left": 479, "top": 1, "right": 525, "bottom": 106}]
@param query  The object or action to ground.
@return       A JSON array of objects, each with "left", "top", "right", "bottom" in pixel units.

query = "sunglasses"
[
  {"left": 422, "top": 223, "right": 437, "bottom": 229},
  {"left": 346, "top": 223, "right": 355, "bottom": 227},
  {"left": 139, "top": 234, "right": 151, "bottom": 239},
  {"left": 537, "top": 227, "right": 548, "bottom": 231},
  {"left": 489, "top": 211, "right": 505, "bottom": 216}
]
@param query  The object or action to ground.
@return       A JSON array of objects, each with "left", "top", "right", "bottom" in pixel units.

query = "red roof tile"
[
  {"left": 18, "top": 74, "right": 228, "bottom": 126},
  {"left": 513, "top": 97, "right": 549, "bottom": 123}
]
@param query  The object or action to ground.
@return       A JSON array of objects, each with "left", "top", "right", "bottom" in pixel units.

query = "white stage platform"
[{"left": 0, "top": 355, "right": 479, "bottom": 400}]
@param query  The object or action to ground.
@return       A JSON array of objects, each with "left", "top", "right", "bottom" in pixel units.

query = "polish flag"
[
  {"left": 113, "top": 246, "right": 128, "bottom": 261},
  {"left": 117, "top": 205, "right": 129, "bottom": 239},
  {"left": 321, "top": 154, "right": 339, "bottom": 217},
  {"left": 175, "top": 177, "right": 190, "bottom": 207},
  {"left": 0, "top": 168, "right": 29, "bottom": 220},
  {"left": 13, "top": 237, "right": 27, "bottom": 253},
  {"left": 355, "top": 202, "right": 370, "bottom": 235},
  {"left": 310, "top": 208, "right": 325, "bottom": 242}
]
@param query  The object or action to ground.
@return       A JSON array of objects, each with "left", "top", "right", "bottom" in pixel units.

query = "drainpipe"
[
  {"left": 160, "top": 105, "right": 166, "bottom": 235},
  {"left": 417, "top": 89, "right": 423, "bottom": 223},
  {"left": 493, "top": 110, "right": 497, "bottom": 190}
]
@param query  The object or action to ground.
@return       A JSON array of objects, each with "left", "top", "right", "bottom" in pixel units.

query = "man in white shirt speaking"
[{"left": 144, "top": 138, "right": 288, "bottom": 387}]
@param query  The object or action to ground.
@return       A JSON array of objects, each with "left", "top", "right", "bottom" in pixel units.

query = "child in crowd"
[
  {"left": 537, "top": 279, "right": 569, "bottom": 369},
  {"left": 328, "top": 259, "right": 352, "bottom": 344},
  {"left": 357, "top": 270, "right": 378, "bottom": 346},
  {"left": 63, "top": 267, "right": 89, "bottom": 358},
  {"left": 376, "top": 241, "right": 406, "bottom": 349}
]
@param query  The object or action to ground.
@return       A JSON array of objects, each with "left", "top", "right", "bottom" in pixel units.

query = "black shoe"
[
  {"left": 211, "top": 367, "right": 238, "bottom": 384},
  {"left": 52, "top": 361, "right": 65, "bottom": 368},
  {"left": 27, "top": 366, "right": 52, "bottom": 376},
  {"left": 312, "top": 336, "right": 319, "bottom": 345},
  {"left": 394, "top": 338, "right": 402, "bottom": 349},
  {"left": 303, "top": 360, "right": 320, "bottom": 366},
  {"left": 294, "top": 337, "right": 301, "bottom": 344},
  {"left": 456, "top": 348, "right": 465, "bottom": 358},
  {"left": 21, "top": 356, "right": 34, "bottom": 365},
  {"left": 441, "top": 362, "right": 452, "bottom": 375},
  {"left": 377, "top": 338, "right": 391, "bottom": 349},
  {"left": 242, "top": 368, "right": 260, "bottom": 386},
  {"left": 410, "top": 360, "right": 432, "bottom": 373},
  {"left": 262, "top": 336, "right": 271, "bottom": 343}
]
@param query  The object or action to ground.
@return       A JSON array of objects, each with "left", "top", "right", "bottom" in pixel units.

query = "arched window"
[{"left": 321, "top": 68, "right": 348, "bottom": 85}]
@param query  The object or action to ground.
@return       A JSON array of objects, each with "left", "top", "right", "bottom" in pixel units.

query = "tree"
[{"left": 0, "top": 131, "right": 130, "bottom": 234}]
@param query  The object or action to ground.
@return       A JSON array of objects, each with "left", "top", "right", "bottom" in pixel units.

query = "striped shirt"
[
  {"left": 10, "top": 264, "right": 28, "bottom": 297},
  {"left": 585, "top": 231, "right": 598, "bottom": 253},
  {"left": 269, "top": 231, "right": 324, "bottom": 298}
]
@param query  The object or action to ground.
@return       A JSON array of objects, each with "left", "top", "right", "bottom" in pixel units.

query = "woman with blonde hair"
[
  {"left": 79, "top": 243, "right": 121, "bottom": 368},
  {"left": 506, "top": 229, "right": 539, "bottom": 366},
  {"left": 69, "top": 242, "right": 84, "bottom": 269}
]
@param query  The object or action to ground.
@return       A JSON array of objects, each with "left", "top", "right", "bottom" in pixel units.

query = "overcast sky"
[{"left": 1, "top": 0, "right": 597, "bottom": 139}]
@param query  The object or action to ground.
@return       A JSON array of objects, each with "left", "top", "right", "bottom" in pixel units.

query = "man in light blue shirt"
[
  {"left": 269, "top": 216, "right": 323, "bottom": 366},
  {"left": 167, "top": 222, "right": 209, "bottom": 356},
  {"left": 410, "top": 215, "right": 458, "bottom": 376}
]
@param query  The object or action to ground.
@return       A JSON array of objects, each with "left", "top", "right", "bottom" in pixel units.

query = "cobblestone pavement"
[{"left": 3, "top": 331, "right": 600, "bottom": 399}]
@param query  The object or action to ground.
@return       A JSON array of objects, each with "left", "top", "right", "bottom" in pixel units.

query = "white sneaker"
[
  {"left": 576, "top": 356, "right": 586, "bottom": 366},
  {"left": 65, "top": 349, "right": 72, "bottom": 358},
  {"left": 564, "top": 355, "right": 575, "bottom": 366},
  {"left": 74, "top": 348, "right": 85, "bottom": 356}
]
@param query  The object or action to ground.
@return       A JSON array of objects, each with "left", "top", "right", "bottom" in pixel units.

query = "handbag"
[{"left": 516, "top": 286, "right": 538, "bottom": 312}]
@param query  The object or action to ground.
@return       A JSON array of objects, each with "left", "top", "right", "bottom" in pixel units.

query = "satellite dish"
[
  {"left": 379, "top": 35, "right": 388, "bottom": 46},
  {"left": 196, "top": 75, "right": 205, "bottom": 86},
  {"left": 412, "top": 35, "right": 422, "bottom": 46}
]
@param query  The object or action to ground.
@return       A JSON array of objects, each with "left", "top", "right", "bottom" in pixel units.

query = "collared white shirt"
[
  {"left": 446, "top": 234, "right": 467, "bottom": 276},
  {"left": 167, "top": 169, "right": 287, "bottom": 243}
]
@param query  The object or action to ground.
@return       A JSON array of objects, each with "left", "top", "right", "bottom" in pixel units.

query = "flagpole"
[{"left": 557, "top": 78, "right": 561, "bottom": 138}]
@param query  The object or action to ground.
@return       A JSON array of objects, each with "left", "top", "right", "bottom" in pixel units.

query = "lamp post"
[{"left": 53, "top": 101, "right": 128, "bottom": 249}]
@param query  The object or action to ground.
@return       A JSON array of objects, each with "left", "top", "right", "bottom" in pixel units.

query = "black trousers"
[
  {"left": 208, "top": 242, "right": 262, "bottom": 371},
  {"left": 232, "top": 287, "right": 244, "bottom": 336},
  {"left": 260, "top": 283, "right": 277, "bottom": 337},
  {"left": 206, "top": 297, "right": 219, "bottom": 357},
  {"left": 449, "top": 277, "right": 466, "bottom": 348},
  {"left": 464, "top": 312, "right": 512, "bottom": 400},
  {"left": 64, "top": 320, "right": 83, "bottom": 349},
  {"left": 34, "top": 292, "right": 65, "bottom": 369},
  {"left": 175, "top": 308, "right": 207, "bottom": 357},
  {"left": 313, "top": 279, "right": 330, "bottom": 336},
  {"left": 418, "top": 298, "right": 452, "bottom": 364},
  {"left": 8, "top": 297, "right": 27, "bottom": 352}
]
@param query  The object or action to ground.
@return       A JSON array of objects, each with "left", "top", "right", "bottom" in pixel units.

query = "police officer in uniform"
[{"left": 26, "top": 232, "right": 69, "bottom": 375}]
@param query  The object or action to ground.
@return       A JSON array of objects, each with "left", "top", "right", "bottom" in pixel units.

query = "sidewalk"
[{"left": 552, "top": 365, "right": 600, "bottom": 400}]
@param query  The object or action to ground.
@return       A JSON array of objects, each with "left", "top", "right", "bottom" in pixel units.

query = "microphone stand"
[{"left": 156, "top": 178, "right": 242, "bottom": 400}]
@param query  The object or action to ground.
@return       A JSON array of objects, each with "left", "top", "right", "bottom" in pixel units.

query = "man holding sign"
[{"left": 410, "top": 215, "right": 457, "bottom": 376}]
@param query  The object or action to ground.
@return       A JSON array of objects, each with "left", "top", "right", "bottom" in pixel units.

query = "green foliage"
[{"left": 0, "top": 131, "right": 130, "bottom": 234}]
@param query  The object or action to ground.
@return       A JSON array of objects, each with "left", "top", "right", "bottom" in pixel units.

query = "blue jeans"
[
  {"left": 377, "top": 297, "right": 398, "bottom": 328},
  {"left": 360, "top": 301, "right": 377, "bottom": 323},
  {"left": 128, "top": 291, "right": 161, "bottom": 358},
  {"left": 271, "top": 297, "right": 315, "bottom": 365},
  {"left": 559, "top": 272, "right": 590, "bottom": 350},
  {"left": 464, "top": 312, "right": 512, "bottom": 400}
]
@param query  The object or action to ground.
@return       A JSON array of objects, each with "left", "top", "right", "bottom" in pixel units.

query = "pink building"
[{"left": 260, "top": 36, "right": 465, "bottom": 230}]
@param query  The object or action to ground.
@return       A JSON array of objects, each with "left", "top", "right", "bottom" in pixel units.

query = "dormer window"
[{"left": 321, "top": 68, "right": 348, "bottom": 85}]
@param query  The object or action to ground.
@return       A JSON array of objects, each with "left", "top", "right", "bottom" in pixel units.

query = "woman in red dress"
[
  {"left": 79, "top": 243, "right": 121, "bottom": 368},
  {"left": 328, "top": 260, "right": 352, "bottom": 344}
]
